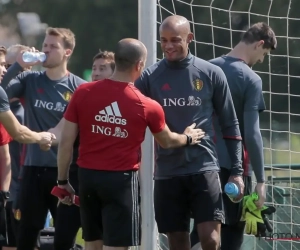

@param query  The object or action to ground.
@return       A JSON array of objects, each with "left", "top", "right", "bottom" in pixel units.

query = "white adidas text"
[
  {"left": 95, "top": 101, "right": 127, "bottom": 125},
  {"left": 94, "top": 115, "right": 126, "bottom": 125}
]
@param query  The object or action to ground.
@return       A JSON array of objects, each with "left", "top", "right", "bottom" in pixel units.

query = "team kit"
[{"left": 0, "top": 17, "right": 277, "bottom": 250}]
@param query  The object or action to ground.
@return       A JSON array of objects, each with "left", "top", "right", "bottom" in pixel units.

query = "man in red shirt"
[
  {"left": 0, "top": 46, "right": 11, "bottom": 202},
  {"left": 56, "top": 38, "right": 204, "bottom": 250},
  {"left": 0, "top": 124, "right": 11, "bottom": 191}
]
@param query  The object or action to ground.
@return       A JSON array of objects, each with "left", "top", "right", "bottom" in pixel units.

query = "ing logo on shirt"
[
  {"left": 193, "top": 78, "right": 203, "bottom": 91},
  {"left": 63, "top": 91, "right": 73, "bottom": 102}
]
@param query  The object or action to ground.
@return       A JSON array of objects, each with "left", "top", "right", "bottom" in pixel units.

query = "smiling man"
[
  {"left": 1, "top": 28, "right": 86, "bottom": 250},
  {"left": 135, "top": 15, "right": 244, "bottom": 250}
]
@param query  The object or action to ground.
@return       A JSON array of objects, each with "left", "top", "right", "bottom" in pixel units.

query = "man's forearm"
[
  {"left": 166, "top": 133, "right": 188, "bottom": 148},
  {"left": 57, "top": 143, "right": 73, "bottom": 180},
  {"left": 244, "top": 114, "right": 265, "bottom": 183},
  {"left": 0, "top": 111, "right": 43, "bottom": 144},
  {"left": 48, "top": 118, "right": 64, "bottom": 146},
  {"left": 155, "top": 132, "right": 188, "bottom": 149},
  {"left": 224, "top": 139, "right": 243, "bottom": 176},
  {"left": 48, "top": 127, "right": 60, "bottom": 146},
  {"left": 221, "top": 123, "right": 243, "bottom": 175},
  {"left": 244, "top": 133, "right": 265, "bottom": 183},
  {"left": 0, "top": 160, "right": 11, "bottom": 191},
  {"left": 0, "top": 146, "right": 11, "bottom": 191},
  {"left": 13, "top": 125, "right": 42, "bottom": 144}
]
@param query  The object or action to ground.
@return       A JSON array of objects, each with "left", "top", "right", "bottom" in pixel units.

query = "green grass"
[{"left": 263, "top": 134, "right": 300, "bottom": 165}]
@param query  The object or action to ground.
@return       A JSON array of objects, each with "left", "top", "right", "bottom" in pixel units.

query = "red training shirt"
[
  {"left": 64, "top": 79, "right": 166, "bottom": 171},
  {"left": 0, "top": 123, "right": 12, "bottom": 146}
]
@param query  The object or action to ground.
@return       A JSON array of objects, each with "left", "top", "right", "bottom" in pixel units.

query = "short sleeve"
[
  {"left": 4, "top": 69, "right": 30, "bottom": 99},
  {"left": 144, "top": 98, "right": 166, "bottom": 134},
  {"left": 64, "top": 88, "right": 81, "bottom": 123},
  {"left": 0, "top": 86, "right": 10, "bottom": 112},
  {"left": 244, "top": 79, "right": 266, "bottom": 112},
  {"left": 0, "top": 124, "right": 12, "bottom": 146}
]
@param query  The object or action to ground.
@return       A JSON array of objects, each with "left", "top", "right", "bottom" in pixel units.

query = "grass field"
[{"left": 263, "top": 134, "right": 300, "bottom": 165}]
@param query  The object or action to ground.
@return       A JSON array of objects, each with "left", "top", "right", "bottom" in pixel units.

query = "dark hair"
[
  {"left": 93, "top": 50, "right": 115, "bottom": 71},
  {"left": 0, "top": 46, "right": 7, "bottom": 55},
  {"left": 242, "top": 22, "right": 277, "bottom": 50}
]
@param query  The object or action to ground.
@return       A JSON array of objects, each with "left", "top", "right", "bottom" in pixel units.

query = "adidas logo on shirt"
[{"left": 95, "top": 101, "right": 127, "bottom": 125}]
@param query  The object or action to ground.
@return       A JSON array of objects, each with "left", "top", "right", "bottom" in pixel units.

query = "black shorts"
[
  {"left": 220, "top": 168, "right": 252, "bottom": 226},
  {"left": 1, "top": 201, "right": 18, "bottom": 247},
  {"left": 154, "top": 171, "right": 224, "bottom": 234},
  {"left": 17, "top": 166, "right": 59, "bottom": 250},
  {"left": 78, "top": 168, "right": 141, "bottom": 247}
]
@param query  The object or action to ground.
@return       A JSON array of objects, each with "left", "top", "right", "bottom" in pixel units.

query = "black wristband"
[
  {"left": 57, "top": 179, "right": 68, "bottom": 185},
  {"left": 0, "top": 191, "right": 10, "bottom": 200},
  {"left": 185, "top": 134, "right": 192, "bottom": 146}
]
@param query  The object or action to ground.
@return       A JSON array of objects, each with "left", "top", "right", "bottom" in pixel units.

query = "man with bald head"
[
  {"left": 56, "top": 38, "right": 205, "bottom": 250},
  {"left": 135, "top": 15, "right": 244, "bottom": 250}
]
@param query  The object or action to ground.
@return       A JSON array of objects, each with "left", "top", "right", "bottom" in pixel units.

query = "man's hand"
[
  {"left": 183, "top": 123, "right": 205, "bottom": 145},
  {"left": 242, "top": 195, "right": 276, "bottom": 237},
  {"left": 38, "top": 132, "right": 56, "bottom": 151},
  {"left": 16, "top": 47, "right": 42, "bottom": 69},
  {"left": 244, "top": 208, "right": 266, "bottom": 236},
  {"left": 228, "top": 175, "right": 245, "bottom": 202},
  {"left": 57, "top": 183, "right": 75, "bottom": 206},
  {"left": 255, "top": 182, "right": 266, "bottom": 209}
]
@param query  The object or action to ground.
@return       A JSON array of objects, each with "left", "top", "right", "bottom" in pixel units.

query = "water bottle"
[
  {"left": 44, "top": 211, "right": 52, "bottom": 228},
  {"left": 22, "top": 51, "right": 46, "bottom": 63},
  {"left": 224, "top": 182, "right": 240, "bottom": 201}
]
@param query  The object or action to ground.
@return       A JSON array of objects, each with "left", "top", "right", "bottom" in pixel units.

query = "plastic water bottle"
[
  {"left": 44, "top": 211, "right": 52, "bottom": 228},
  {"left": 224, "top": 182, "right": 240, "bottom": 201},
  {"left": 22, "top": 52, "right": 46, "bottom": 63}
]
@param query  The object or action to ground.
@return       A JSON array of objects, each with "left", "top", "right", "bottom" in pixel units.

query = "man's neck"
[
  {"left": 174, "top": 51, "right": 189, "bottom": 62},
  {"left": 227, "top": 43, "right": 251, "bottom": 65},
  {"left": 109, "top": 72, "right": 134, "bottom": 84},
  {"left": 45, "top": 64, "right": 68, "bottom": 81}
]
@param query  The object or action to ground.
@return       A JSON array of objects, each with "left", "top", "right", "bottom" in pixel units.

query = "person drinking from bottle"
[{"left": 1, "top": 28, "right": 86, "bottom": 250}]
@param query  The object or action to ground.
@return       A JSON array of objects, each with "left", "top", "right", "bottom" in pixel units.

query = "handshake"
[
  {"left": 241, "top": 193, "right": 276, "bottom": 237},
  {"left": 37, "top": 131, "right": 56, "bottom": 151}
]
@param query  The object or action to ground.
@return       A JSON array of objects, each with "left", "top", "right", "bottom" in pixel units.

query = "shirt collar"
[{"left": 164, "top": 51, "right": 193, "bottom": 69}]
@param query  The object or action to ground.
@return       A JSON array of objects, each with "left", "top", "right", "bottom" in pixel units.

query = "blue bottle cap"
[{"left": 225, "top": 183, "right": 238, "bottom": 195}]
